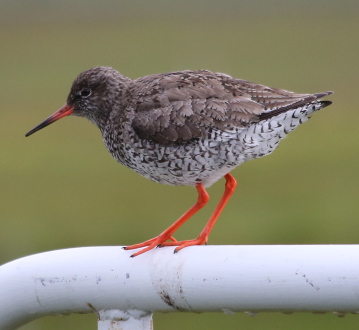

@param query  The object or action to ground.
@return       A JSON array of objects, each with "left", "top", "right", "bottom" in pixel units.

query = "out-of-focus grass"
[{"left": 1, "top": 1, "right": 359, "bottom": 329}]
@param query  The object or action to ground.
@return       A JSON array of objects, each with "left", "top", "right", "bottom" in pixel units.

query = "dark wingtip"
[
  {"left": 315, "top": 92, "right": 333, "bottom": 109},
  {"left": 319, "top": 100, "right": 332, "bottom": 108},
  {"left": 258, "top": 91, "right": 333, "bottom": 121}
]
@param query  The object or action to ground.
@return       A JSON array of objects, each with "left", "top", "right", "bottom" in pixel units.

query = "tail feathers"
[{"left": 258, "top": 91, "right": 333, "bottom": 121}]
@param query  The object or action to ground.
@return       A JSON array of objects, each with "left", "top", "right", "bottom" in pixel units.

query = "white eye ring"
[{"left": 80, "top": 88, "right": 91, "bottom": 98}]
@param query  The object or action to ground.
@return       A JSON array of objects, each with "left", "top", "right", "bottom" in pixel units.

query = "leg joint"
[{"left": 224, "top": 173, "right": 237, "bottom": 191}]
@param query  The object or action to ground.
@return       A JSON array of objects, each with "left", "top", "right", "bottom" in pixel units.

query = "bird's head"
[{"left": 25, "top": 67, "right": 129, "bottom": 137}]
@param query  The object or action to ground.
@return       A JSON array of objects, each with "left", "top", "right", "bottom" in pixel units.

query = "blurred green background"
[{"left": 1, "top": 0, "right": 359, "bottom": 329}]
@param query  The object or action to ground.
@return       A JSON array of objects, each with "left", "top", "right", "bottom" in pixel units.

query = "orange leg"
[
  {"left": 159, "top": 173, "right": 237, "bottom": 253},
  {"left": 124, "top": 183, "right": 210, "bottom": 257}
]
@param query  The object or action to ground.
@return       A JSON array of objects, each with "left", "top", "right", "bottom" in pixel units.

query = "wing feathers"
[{"left": 130, "top": 71, "right": 331, "bottom": 145}]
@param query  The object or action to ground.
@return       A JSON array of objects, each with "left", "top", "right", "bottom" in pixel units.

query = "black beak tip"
[{"left": 25, "top": 128, "right": 37, "bottom": 137}]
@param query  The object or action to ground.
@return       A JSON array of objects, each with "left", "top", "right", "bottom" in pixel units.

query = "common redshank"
[{"left": 26, "top": 67, "right": 333, "bottom": 257}]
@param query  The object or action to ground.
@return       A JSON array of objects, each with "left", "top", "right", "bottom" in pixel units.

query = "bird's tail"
[{"left": 239, "top": 91, "right": 333, "bottom": 161}]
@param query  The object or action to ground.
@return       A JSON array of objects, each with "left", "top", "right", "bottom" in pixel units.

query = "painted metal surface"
[{"left": 0, "top": 245, "right": 358, "bottom": 329}]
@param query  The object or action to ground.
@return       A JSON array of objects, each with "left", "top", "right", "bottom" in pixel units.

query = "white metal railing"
[{"left": 0, "top": 245, "right": 359, "bottom": 329}]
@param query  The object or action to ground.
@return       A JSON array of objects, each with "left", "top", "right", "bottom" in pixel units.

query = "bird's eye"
[{"left": 80, "top": 88, "right": 91, "bottom": 98}]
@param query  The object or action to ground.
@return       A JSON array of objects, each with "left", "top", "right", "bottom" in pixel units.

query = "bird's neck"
[{"left": 95, "top": 77, "right": 132, "bottom": 132}]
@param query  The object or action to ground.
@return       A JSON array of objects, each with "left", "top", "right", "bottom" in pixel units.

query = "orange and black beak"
[{"left": 25, "top": 104, "right": 74, "bottom": 137}]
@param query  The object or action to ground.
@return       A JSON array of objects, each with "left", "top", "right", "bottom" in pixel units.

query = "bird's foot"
[
  {"left": 123, "top": 183, "right": 211, "bottom": 257},
  {"left": 123, "top": 235, "right": 177, "bottom": 257},
  {"left": 158, "top": 235, "right": 208, "bottom": 254}
]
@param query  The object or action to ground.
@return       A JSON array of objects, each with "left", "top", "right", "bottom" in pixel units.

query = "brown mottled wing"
[{"left": 130, "top": 70, "right": 317, "bottom": 145}]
